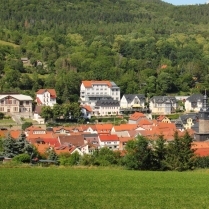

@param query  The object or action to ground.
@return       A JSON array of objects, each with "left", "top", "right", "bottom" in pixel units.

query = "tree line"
[
  {"left": 1, "top": 131, "right": 209, "bottom": 171},
  {"left": 0, "top": 1, "right": 209, "bottom": 103}
]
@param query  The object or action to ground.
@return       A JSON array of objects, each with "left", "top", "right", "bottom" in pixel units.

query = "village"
[{"left": 0, "top": 80, "right": 209, "bottom": 158}]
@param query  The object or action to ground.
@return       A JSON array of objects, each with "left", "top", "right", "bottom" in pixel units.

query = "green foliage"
[
  {"left": 22, "top": 122, "right": 33, "bottom": 130},
  {"left": 124, "top": 136, "right": 154, "bottom": 170},
  {"left": 12, "top": 153, "right": 30, "bottom": 163},
  {"left": 47, "top": 148, "right": 58, "bottom": 161},
  {"left": 0, "top": 0, "right": 209, "bottom": 96},
  {"left": 165, "top": 131, "right": 195, "bottom": 171},
  {"left": 2, "top": 132, "right": 35, "bottom": 158},
  {"left": 59, "top": 152, "right": 80, "bottom": 166},
  {"left": 0, "top": 112, "right": 4, "bottom": 119}
]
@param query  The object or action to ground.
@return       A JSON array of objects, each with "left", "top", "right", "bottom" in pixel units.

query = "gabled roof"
[
  {"left": 186, "top": 94, "right": 203, "bottom": 102},
  {"left": 113, "top": 124, "right": 138, "bottom": 131},
  {"left": 36, "top": 97, "right": 42, "bottom": 105},
  {"left": 0, "top": 94, "right": 33, "bottom": 101},
  {"left": 81, "top": 105, "right": 92, "bottom": 112},
  {"left": 150, "top": 96, "right": 176, "bottom": 103},
  {"left": 95, "top": 100, "right": 120, "bottom": 107},
  {"left": 26, "top": 126, "right": 45, "bottom": 132},
  {"left": 129, "top": 112, "right": 146, "bottom": 121},
  {"left": 58, "top": 135, "right": 85, "bottom": 147},
  {"left": 138, "top": 119, "right": 153, "bottom": 126},
  {"left": 95, "top": 124, "right": 113, "bottom": 130},
  {"left": 99, "top": 134, "right": 119, "bottom": 141},
  {"left": 36, "top": 89, "right": 57, "bottom": 98},
  {"left": 123, "top": 94, "right": 145, "bottom": 101},
  {"left": 82, "top": 80, "right": 112, "bottom": 88}
]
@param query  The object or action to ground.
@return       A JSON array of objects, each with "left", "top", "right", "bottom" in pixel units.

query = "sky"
[{"left": 163, "top": 0, "right": 208, "bottom": 5}]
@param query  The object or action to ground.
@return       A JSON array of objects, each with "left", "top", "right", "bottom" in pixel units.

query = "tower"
[{"left": 196, "top": 90, "right": 209, "bottom": 141}]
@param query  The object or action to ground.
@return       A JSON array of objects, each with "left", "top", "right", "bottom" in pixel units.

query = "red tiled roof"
[
  {"left": 138, "top": 119, "right": 153, "bottom": 126},
  {"left": 36, "top": 89, "right": 57, "bottom": 98},
  {"left": 36, "top": 97, "right": 42, "bottom": 105},
  {"left": 82, "top": 80, "right": 112, "bottom": 88},
  {"left": 26, "top": 126, "right": 45, "bottom": 132},
  {"left": 82, "top": 105, "right": 92, "bottom": 112},
  {"left": 157, "top": 115, "right": 166, "bottom": 121},
  {"left": 58, "top": 135, "right": 85, "bottom": 147},
  {"left": 129, "top": 112, "right": 146, "bottom": 121},
  {"left": 113, "top": 124, "right": 137, "bottom": 131},
  {"left": 99, "top": 134, "right": 119, "bottom": 141}
]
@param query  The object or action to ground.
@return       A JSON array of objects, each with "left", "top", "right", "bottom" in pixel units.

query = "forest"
[{"left": 0, "top": 0, "right": 209, "bottom": 103}]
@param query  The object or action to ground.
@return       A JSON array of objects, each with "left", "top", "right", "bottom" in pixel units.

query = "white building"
[
  {"left": 98, "top": 134, "right": 119, "bottom": 150},
  {"left": 0, "top": 93, "right": 33, "bottom": 116},
  {"left": 120, "top": 94, "right": 145, "bottom": 109},
  {"left": 36, "top": 89, "right": 57, "bottom": 107},
  {"left": 80, "top": 80, "right": 120, "bottom": 108},
  {"left": 93, "top": 100, "right": 120, "bottom": 116},
  {"left": 184, "top": 94, "right": 203, "bottom": 112}
]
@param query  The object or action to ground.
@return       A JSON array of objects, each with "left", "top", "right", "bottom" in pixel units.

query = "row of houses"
[
  {"left": 0, "top": 117, "right": 207, "bottom": 157},
  {"left": 0, "top": 81, "right": 206, "bottom": 122}
]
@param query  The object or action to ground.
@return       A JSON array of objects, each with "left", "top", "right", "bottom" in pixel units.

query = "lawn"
[
  {"left": 0, "top": 167, "right": 209, "bottom": 209},
  {"left": 0, "top": 119, "right": 16, "bottom": 125}
]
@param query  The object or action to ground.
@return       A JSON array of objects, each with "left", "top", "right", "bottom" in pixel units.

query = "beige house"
[
  {"left": 149, "top": 96, "right": 177, "bottom": 115},
  {"left": 0, "top": 94, "right": 33, "bottom": 115}
]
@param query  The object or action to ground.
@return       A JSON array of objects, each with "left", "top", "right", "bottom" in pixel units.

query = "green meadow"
[{"left": 1, "top": 167, "right": 209, "bottom": 209}]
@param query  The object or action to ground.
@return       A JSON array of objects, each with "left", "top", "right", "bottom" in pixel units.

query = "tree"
[
  {"left": 124, "top": 136, "right": 154, "bottom": 170},
  {"left": 165, "top": 131, "right": 195, "bottom": 171},
  {"left": 40, "top": 106, "right": 53, "bottom": 121},
  {"left": 153, "top": 135, "right": 168, "bottom": 171},
  {"left": 2, "top": 134, "right": 16, "bottom": 158}
]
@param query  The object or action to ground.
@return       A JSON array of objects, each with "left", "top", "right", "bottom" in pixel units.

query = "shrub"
[{"left": 12, "top": 153, "right": 31, "bottom": 163}]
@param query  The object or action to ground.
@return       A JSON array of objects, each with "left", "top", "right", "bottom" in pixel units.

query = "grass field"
[{"left": 1, "top": 167, "right": 209, "bottom": 209}]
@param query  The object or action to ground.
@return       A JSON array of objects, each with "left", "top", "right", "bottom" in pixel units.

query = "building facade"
[
  {"left": 36, "top": 89, "right": 57, "bottom": 107},
  {"left": 149, "top": 96, "right": 177, "bottom": 115},
  {"left": 80, "top": 80, "right": 120, "bottom": 108},
  {"left": 0, "top": 94, "right": 33, "bottom": 114},
  {"left": 120, "top": 94, "right": 145, "bottom": 109},
  {"left": 184, "top": 94, "right": 203, "bottom": 112}
]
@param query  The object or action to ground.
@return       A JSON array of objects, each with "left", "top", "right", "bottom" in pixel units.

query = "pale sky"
[{"left": 163, "top": 0, "right": 208, "bottom": 5}]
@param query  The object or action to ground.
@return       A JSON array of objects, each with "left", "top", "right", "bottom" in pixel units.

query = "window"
[
  {"left": 0, "top": 107, "right": 4, "bottom": 111},
  {"left": 1, "top": 100, "right": 4, "bottom": 105},
  {"left": 13, "top": 107, "right": 18, "bottom": 112},
  {"left": 26, "top": 101, "right": 29, "bottom": 105},
  {"left": 20, "top": 101, "right": 23, "bottom": 105}
]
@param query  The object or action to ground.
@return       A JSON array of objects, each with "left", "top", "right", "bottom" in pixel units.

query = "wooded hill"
[{"left": 0, "top": 0, "right": 209, "bottom": 103}]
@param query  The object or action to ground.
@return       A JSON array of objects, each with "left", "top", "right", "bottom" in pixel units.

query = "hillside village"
[{"left": 1, "top": 80, "right": 209, "bottom": 158}]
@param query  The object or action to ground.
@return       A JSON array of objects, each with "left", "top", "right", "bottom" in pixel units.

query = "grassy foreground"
[{"left": 1, "top": 167, "right": 209, "bottom": 209}]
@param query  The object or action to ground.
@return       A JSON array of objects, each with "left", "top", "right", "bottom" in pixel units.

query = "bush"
[
  {"left": 12, "top": 153, "right": 31, "bottom": 163},
  {"left": 22, "top": 122, "right": 33, "bottom": 130},
  {"left": 0, "top": 112, "right": 4, "bottom": 119}
]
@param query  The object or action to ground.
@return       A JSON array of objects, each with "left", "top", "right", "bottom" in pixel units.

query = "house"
[
  {"left": 128, "top": 112, "right": 146, "bottom": 124},
  {"left": 149, "top": 96, "right": 177, "bottom": 115},
  {"left": 36, "top": 89, "right": 57, "bottom": 107},
  {"left": 79, "top": 80, "right": 120, "bottom": 108},
  {"left": 157, "top": 115, "right": 171, "bottom": 123},
  {"left": 58, "top": 135, "right": 85, "bottom": 147},
  {"left": 53, "top": 126, "right": 72, "bottom": 135},
  {"left": 81, "top": 105, "right": 92, "bottom": 119},
  {"left": 95, "top": 124, "right": 113, "bottom": 134},
  {"left": 0, "top": 93, "right": 33, "bottom": 117},
  {"left": 93, "top": 99, "right": 120, "bottom": 116},
  {"left": 111, "top": 124, "right": 138, "bottom": 137},
  {"left": 98, "top": 134, "right": 119, "bottom": 150},
  {"left": 120, "top": 94, "right": 145, "bottom": 109},
  {"left": 179, "top": 113, "right": 198, "bottom": 130},
  {"left": 184, "top": 94, "right": 203, "bottom": 112},
  {"left": 25, "top": 126, "right": 46, "bottom": 136}
]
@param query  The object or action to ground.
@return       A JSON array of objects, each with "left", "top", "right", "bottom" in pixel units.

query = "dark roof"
[
  {"left": 186, "top": 94, "right": 203, "bottom": 102},
  {"left": 150, "top": 96, "right": 176, "bottom": 103},
  {"left": 124, "top": 94, "right": 145, "bottom": 101},
  {"left": 180, "top": 113, "right": 198, "bottom": 124},
  {"left": 95, "top": 100, "right": 120, "bottom": 107},
  {"left": 58, "top": 135, "right": 85, "bottom": 147},
  {"left": 191, "top": 122, "right": 199, "bottom": 133}
]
